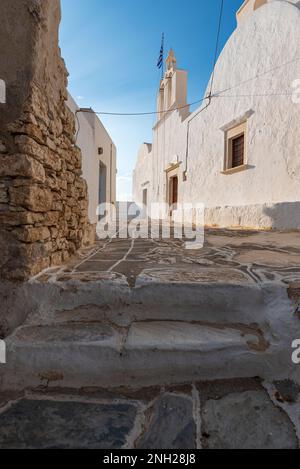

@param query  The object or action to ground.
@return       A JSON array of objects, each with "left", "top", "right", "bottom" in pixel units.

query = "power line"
[
  {"left": 75, "top": 110, "right": 81, "bottom": 143},
  {"left": 75, "top": 0, "right": 223, "bottom": 123},
  {"left": 75, "top": 56, "right": 300, "bottom": 120},
  {"left": 215, "top": 91, "right": 293, "bottom": 98},
  {"left": 184, "top": 0, "right": 224, "bottom": 175},
  {"left": 209, "top": 0, "right": 224, "bottom": 97},
  {"left": 214, "top": 56, "right": 300, "bottom": 97},
  {"left": 75, "top": 87, "right": 292, "bottom": 138},
  {"left": 186, "top": 0, "right": 224, "bottom": 128},
  {"left": 76, "top": 96, "right": 208, "bottom": 118}
]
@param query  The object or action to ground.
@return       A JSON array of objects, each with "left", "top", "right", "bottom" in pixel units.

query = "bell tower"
[
  {"left": 156, "top": 49, "right": 188, "bottom": 122},
  {"left": 166, "top": 48, "right": 177, "bottom": 71},
  {"left": 236, "top": 0, "right": 268, "bottom": 26}
]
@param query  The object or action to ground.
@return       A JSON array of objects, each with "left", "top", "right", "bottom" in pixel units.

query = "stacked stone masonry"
[{"left": 0, "top": 0, "right": 92, "bottom": 281}]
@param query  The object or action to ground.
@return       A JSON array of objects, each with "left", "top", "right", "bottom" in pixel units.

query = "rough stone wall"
[{"left": 0, "top": 0, "right": 92, "bottom": 281}]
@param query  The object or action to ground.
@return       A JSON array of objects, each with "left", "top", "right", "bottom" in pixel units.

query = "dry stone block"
[
  {"left": 8, "top": 122, "right": 45, "bottom": 146},
  {"left": 13, "top": 226, "right": 51, "bottom": 243},
  {"left": 14, "top": 135, "right": 47, "bottom": 164},
  {"left": 43, "top": 212, "right": 60, "bottom": 226},
  {"left": 51, "top": 251, "right": 63, "bottom": 266},
  {"left": 0, "top": 211, "right": 45, "bottom": 227},
  {"left": 0, "top": 140, "right": 7, "bottom": 153},
  {"left": 9, "top": 185, "right": 53, "bottom": 213},
  {"left": 1, "top": 241, "right": 51, "bottom": 281},
  {"left": 0, "top": 184, "right": 8, "bottom": 204},
  {"left": 0, "top": 154, "right": 45, "bottom": 181}
]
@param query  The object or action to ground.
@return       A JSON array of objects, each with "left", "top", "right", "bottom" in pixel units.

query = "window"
[
  {"left": 224, "top": 121, "right": 247, "bottom": 173},
  {"left": 171, "top": 176, "right": 178, "bottom": 205},
  {"left": 231, "top": 133, "right": 245, "bottom": 168},
  {"left": 143, "top": 188, "right": 148, "bottom": 207}
]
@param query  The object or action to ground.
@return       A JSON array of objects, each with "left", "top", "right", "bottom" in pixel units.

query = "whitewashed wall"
[
  {"left": 133, "top": 143, "right": 152, "bottom": 204},
  {"left": 67, "top": 95, "right": 117, "bottom": 225},
  {"left": 133, "top": 1, "right": 300, "bottom": 229}
]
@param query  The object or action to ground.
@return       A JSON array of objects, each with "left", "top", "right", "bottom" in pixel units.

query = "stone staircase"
[{"left": 1, "top": 264, "right": 299, "bottom": 391}]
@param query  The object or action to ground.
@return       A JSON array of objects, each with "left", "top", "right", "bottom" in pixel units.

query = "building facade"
[
  {"left": 133, "top": 0, "right": 300, "bottom": 230},
  {"left": 68, "top": 96, "right": 117, "bottom": 228}
]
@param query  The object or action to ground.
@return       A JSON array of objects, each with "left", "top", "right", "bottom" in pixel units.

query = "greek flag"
[{"left": 157, "top": 34, "right": 164, "bottom": 69}]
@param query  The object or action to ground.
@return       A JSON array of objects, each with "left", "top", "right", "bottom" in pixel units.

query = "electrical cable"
[
  {"left": 213, "top": 56, "right": 300, "bottom": 97},
  {"left": 76, "top": 96, "right": 209, "bottom": 118},
  {"left": 75, "top": 109, "right": 81, "bottom": 144},
  {"left": 209, "top": 0, "right": 224, "bottom": 97},
  {"left": 215, "top": 91, "right": 293, "bottom": 98},
  {"left": 75, "top": 56, "right": 300, "bottom": 120},
  {"left": 184, "top": 0, "right": 224, "bottom": 174}
]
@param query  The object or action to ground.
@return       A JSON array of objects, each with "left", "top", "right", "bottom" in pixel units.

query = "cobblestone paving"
[
  {"left": 0, "top": 378, "right": 299, "bottom": 449},
  {"left": 34, "top": 227, "right": 300, "bottom": 291},
  {"left": 3, "top": 227, "right": 299, "bottom": 449}
]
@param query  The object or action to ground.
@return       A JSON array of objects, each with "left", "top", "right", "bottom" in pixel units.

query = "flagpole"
[
  {"left": 157, "top": 33, "right": 165, "bottom": 81},
  {"left": 161, "top": 33, "right": 164, "bottom": 80}
]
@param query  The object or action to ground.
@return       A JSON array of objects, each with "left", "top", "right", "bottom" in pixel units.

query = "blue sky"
[{"left": 60, "top": 0, "right": 242, "bottom": 200}]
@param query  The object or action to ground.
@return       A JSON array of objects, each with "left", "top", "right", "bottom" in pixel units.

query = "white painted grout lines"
[
  {"left": 71, "top": 243, "right": 108, "bottom": 273},
  {"left": 71, "top": 228, "right": 122, "bottom": 273},
  {"left": 108, "top": 236, "right": 136, "bottom": 272},
  {"left": 192, "top": 383, "right": 202, "bottom": 449}
]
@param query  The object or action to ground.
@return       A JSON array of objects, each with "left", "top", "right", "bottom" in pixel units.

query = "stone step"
[
  {"left": 15, "top": 267, "right": 294, "bottom": 328},
  {"left": 0, "top": 316, "right": 295, "bottom": 391},
  {"left": 2, "top": 266, "right": 298, "bottom": 391}
]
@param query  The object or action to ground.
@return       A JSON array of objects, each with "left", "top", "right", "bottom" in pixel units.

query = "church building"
[{"left": 133, "top": 0, "right": 300, "bottom": 230}]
